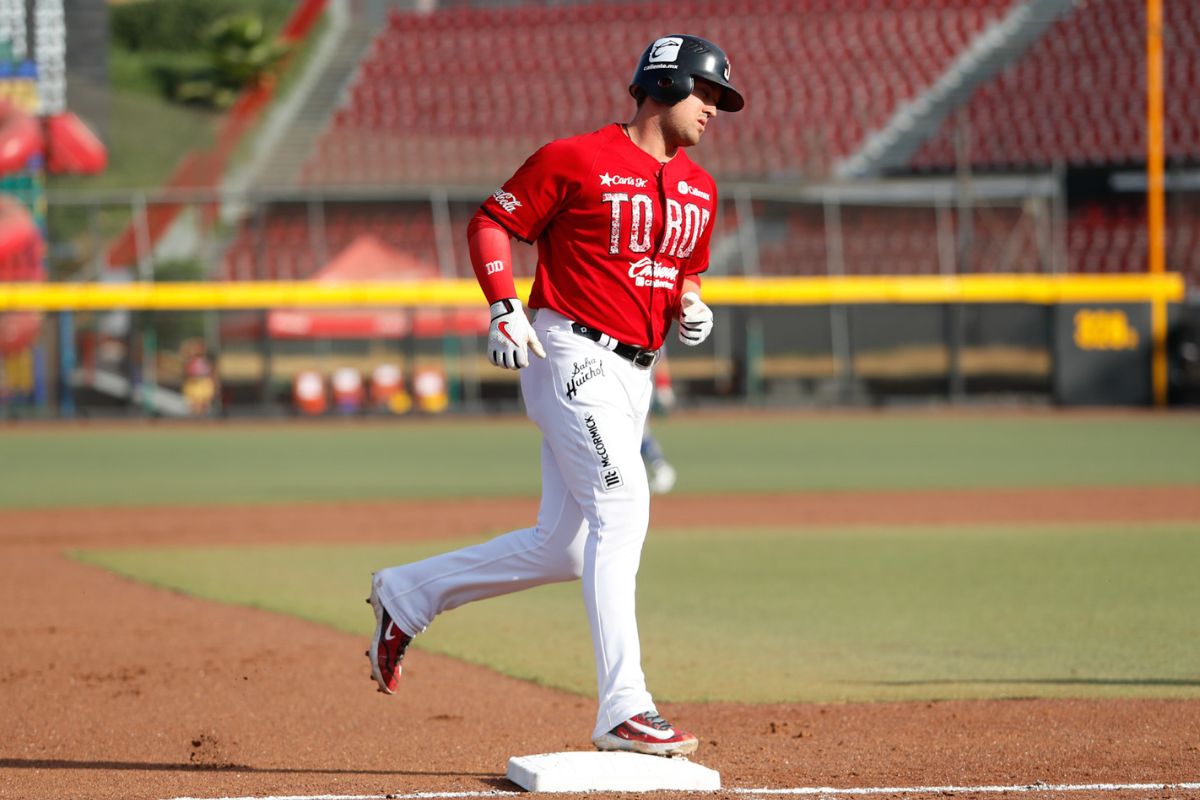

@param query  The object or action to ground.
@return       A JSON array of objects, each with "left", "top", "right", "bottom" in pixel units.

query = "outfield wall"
[{"left": 0, "top": 273, "right": 1190, "bottom": 416}]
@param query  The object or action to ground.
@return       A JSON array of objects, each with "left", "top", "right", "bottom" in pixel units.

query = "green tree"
[{"left": 156, "top": 12, "right": 290, "bottom": 109}]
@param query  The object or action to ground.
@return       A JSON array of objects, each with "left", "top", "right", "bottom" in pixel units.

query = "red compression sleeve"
[{"left": 468, "top": 210, "right": 518, "bottom": 305}]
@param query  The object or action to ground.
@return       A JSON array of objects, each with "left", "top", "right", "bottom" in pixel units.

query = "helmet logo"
[
  {"left": 724, "top": 58, "right": 731, "bottom": 81},
  {"left": 648, "top": 37, "right": 683, "bottom": 63}
]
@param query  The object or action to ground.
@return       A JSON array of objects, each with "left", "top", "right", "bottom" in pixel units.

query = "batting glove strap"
[
  {"left": 677, "top": 292, "right": 714, "bottom": 347},
  {"left": 488, "top": 298, "right": 545, "bottom": 370}
]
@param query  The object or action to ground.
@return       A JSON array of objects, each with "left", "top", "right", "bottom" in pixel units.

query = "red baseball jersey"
[{"left": 481, "top": 123, "right": 717, "bottom": 350}]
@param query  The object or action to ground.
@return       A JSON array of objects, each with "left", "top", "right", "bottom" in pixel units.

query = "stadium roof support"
[{"left": 835, "top": 0, "right": 1077, "bottom": 180}]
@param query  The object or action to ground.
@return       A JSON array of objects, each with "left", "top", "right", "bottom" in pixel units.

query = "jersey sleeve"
[{"left": 480, "top": 139, "right": 583, "bottom": 243}]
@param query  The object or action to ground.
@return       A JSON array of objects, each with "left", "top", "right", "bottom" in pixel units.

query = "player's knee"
[
  {"left": 554, "top": 536, "right": 587, "bottom": 580},
  {"left": 536, "top": 549, "right": 584, "bottom": 582},
  {"left": 529, "top": 522, "right": 587, "bottom": 580},
  {"left": 560, "top": 549, "right": 586, "bottom": 580}
]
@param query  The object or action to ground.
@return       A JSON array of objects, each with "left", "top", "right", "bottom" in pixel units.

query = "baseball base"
[{"left": 506, "top": 750, "right": 721, "bottom": 792}]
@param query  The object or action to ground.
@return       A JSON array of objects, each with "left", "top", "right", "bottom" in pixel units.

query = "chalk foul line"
[
  {"left": 733, "top": 782, "right": 1200, "bottom": 795},
  {"left": 167, "top": 780, "right": 1200, "bottom": 800}
]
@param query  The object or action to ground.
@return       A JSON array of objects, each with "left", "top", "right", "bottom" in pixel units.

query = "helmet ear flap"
[{"left": 649, "top": 74, "right": 692, "bottom": 106}]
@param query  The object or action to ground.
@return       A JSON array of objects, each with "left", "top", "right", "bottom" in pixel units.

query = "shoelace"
[{"left": 637, "top": 712, "right": 673, "bottom": 731}]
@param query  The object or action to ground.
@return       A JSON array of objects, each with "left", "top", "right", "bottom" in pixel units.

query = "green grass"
[
  {"left": 48, "top": 89, "right": 219, "bottom": 195},
  {"left": 54, "top": 0, "right": 320, "bottom": 195},
  {"left": 1, "top": 415, "right": 1197, "bottom": 509},
  {"left": 45, "top": 89, "right": 221, "bottom": 266},
  {"left": 46, "top": 1, "right": 323, "bottom": 261},
  {"left": 74, "top": 521, "right": 1200, "bottom": 703}
]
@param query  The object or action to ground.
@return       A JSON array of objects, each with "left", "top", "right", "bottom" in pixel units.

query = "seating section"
[
  {"left": 223, "top": 1, "right": 1200, "bottom": 290},
  {"left": 221, "top": 196, "right": 749, "bottom": 281},
  {"left": 221, "top": 194, "right": 1200, "bottom": 288},
  {"left": 1069, "top": 197, "right": 1200, "bottom": 281},
  {"left": 301, "top": 0, "right": 1017, "bottom": 185},
  {"left": 220, "top": 201, "right": 540, "bottom": 281},
  {"left": 753, "top": 199, "right": 1200, "bottom": 285},
  {"left": 754, "top": 203, "right": 1045, "bottom": 276},
  {"left": 911, "top": 0, "right": 1200, "bottom": 170}
]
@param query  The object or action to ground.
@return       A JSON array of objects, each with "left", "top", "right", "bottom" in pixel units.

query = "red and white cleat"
[
  {"left": 366, "top": 580, "right": 411, "bottom": 694},
  {"left": 593, "top": 711, "right": 699, "bottom": 757}
]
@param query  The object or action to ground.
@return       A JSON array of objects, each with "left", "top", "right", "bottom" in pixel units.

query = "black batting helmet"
[{"left": 629, "top": 34, "right": 744, "bottom": 113}]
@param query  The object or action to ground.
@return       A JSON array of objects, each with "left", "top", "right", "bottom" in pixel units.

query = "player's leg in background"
[
  {"left": 642, "top": 359, "right": 678, "bottom": 494},
  {"left": 371, "top": 439, "right": 588, "bottom": 640},
  {"left": 640, "top": 425, "right": 676, "bottom": 494}
]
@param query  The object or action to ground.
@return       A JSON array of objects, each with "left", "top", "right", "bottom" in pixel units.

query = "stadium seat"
[
  {"left": 299, "top": 0, "right": 1018, "bottom": 186},
  {"left": 222, "top": 0, "right": 1200, "bottom": 291},
  {"left": 910, "top": 0, "right": 1200, "bottom": 170}
]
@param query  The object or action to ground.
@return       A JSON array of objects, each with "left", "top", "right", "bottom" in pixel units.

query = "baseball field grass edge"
[
  {"left": 73, "top": 521, "right": 1200, "bottom": 703},
  {"left": 5, "top": 414, "right": 1200, "bottom": 508}
]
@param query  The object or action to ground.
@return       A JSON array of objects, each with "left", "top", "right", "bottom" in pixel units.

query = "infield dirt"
[{"left": 2, "top": 487, "right": 1198, "bottom": 800}]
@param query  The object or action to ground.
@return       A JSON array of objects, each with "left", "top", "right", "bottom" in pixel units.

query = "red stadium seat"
[
  {"left": 226, "top": 0, "right": 1200, "bottom": 290},
  {"left": 910, "top": 0, "right": 1200, "bottom": 170},
  {"left": 298, "top": 0, "right": 1018, "bottom": 186}
]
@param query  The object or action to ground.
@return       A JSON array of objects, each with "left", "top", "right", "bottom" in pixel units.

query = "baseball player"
[
  {"left": 642, "top": 358, "right": 678, "bottom": 494},
  {"left": 367, "top": 34, "right": 742, "bottom": 758}
]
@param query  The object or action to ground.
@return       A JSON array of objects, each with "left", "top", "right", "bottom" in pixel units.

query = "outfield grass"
[
  {"left": 75, "top": 521, "right": 1200, "bottom": 703},
  {"left": 2, "top": 414, "right": 1198, "bottom": 508}
]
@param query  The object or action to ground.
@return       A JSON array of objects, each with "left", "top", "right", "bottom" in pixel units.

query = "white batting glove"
[
  {"left": 488, "top": 298, "right": 545, "bottom": 369},
  {"left": 678, "top": 292, "right": 714, "bottom": 346}
]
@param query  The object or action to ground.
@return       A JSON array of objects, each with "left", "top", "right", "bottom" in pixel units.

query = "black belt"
[{"left": 571, "top": 323, "right": 659, "bottom": 368}]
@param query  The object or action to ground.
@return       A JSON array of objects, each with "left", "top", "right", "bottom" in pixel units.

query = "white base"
[{"left": 506, "top": 751, "right": 720, "bottom": 792}]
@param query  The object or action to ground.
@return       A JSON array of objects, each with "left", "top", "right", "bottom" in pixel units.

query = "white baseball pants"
[{"left": 373, "top": 309, "right": 657, "bottom": 740}]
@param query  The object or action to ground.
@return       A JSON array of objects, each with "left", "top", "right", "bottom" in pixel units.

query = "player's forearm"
[
  {"left": 468, "top": 209, "right": 518, "bottom": 304},
  {"left": 681, "top": 277, "right": 702, "bottom": 305}
]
